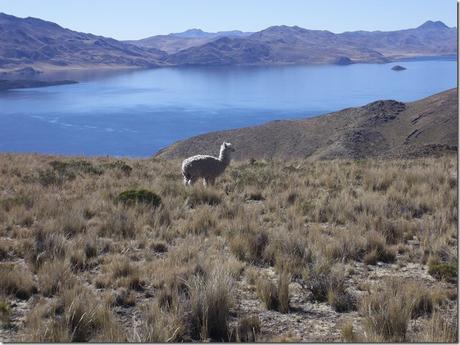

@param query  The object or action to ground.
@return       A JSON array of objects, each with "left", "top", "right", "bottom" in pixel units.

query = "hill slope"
[
  {"left": 0, "top": 12, "right": 456, "bottom": 71},
  {"left": 0, "top": 13, "right": 166, "bottom": 71},
  {"left": 165, "top": 22, "right": 456, "bottom": 66},
  {"left": 155, "top": 88, "right": 458, "bottom": 160},
  {"left": 126, "top": 29, "right": 252, "bottom": 54}
]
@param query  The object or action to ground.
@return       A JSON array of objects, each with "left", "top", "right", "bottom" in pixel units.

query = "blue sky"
[{"left": 0, "top": 0, "right": 456, "bottom": 39}]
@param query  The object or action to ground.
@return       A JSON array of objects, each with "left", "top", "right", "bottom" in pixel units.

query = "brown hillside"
[{"left": 155, "top": 88, "right": 458, "bottom": 160}]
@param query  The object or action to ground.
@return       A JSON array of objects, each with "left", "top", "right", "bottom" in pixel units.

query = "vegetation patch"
[
  {"left": 116, "top": 189, "right": 162, "bottom": 207},
  {"left": 428, "top": 260, "right": 457, "bottom": 282}
]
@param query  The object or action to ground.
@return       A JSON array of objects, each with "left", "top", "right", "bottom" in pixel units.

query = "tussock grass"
[
  {"left": 0, "top": 153, "right": 456, "bottom": 342},
  {"left": 0, "top": 263, "right": 35, "bottom": 299}
]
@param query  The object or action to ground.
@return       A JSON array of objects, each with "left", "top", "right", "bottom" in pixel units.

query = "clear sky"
[{"left": 0, "top": 0, "right": 456, "bottom": 40}]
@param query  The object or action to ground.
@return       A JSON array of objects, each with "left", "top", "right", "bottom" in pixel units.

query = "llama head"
[{"left": 222, "top": 142, "right": 235, "bottom": 152}]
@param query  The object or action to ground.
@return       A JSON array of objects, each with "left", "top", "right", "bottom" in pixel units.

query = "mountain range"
[
  {"left": 0, "top": 12, "right": 456, "bottom": 72},
  {"left": 125, "top": 28, "right": 253, "bottom": 54},
  {"left": 155, "top": 88, "right": 457, "bottom": 160}
]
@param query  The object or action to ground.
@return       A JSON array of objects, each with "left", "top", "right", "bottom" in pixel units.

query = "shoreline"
[{"left": 0, "top": 53, "right": 455, "bottom": 81}]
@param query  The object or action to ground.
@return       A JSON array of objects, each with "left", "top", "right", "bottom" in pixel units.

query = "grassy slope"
[
  {"left": 0, "top": 153, "right": 457, "bottom": 342},
  {"left": 156, "top": 88, "right": 457, "bottom": 161}
]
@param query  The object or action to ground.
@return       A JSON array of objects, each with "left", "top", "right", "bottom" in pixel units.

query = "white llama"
[{"left": 181, "top": 142, "right": 235, "bottom": 186}]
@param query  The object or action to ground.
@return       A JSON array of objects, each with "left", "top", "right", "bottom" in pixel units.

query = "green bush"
[
  {"left": 428, "top": 261, "right": 457, "bottom": 282},
  {"left": 116, "top": 189, "right": 162, "bottom": 208}
]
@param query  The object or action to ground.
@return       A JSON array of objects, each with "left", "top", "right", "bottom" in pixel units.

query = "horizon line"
[{"left": 0, "top": 11, "right": 456, "bottom": 41}]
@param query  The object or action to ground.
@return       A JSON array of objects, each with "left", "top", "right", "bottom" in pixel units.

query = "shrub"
[
  {"left": 428, "top": 259, "right": 457, "bottom": 282},
  {"left": 104, "top": 160, "right": 132, "bottom": 175},
  {"left": 116, "top": 189, "right": 161, "bottom": 208},
  {"left": 50, "top": 159, "right": 103, "bottom": 176},
  {"left": 37, "top": 168, "right": 74, "bottom": 186}
]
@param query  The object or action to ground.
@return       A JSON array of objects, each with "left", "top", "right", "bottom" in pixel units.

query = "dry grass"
[
  {"left": 255, "top": 271, "right": 290, "bottom": 313},
  {"left": 0, "top": 153, "right": 457, "bottom": 342}
]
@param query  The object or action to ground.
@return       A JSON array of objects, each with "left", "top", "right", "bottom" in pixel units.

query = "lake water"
[{"left": 0, "top": 59, "right": 456, "bottom": 157}]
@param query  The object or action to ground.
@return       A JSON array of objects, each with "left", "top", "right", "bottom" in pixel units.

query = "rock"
[{"left": 392, "top": 65, "right": 407, "bottom": 71}]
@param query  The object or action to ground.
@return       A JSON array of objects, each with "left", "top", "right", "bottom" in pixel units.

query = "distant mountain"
[
  {"left": 156, "top": 88, "right": 457, "bottom": 160},
  {"left": 0, "top": 13, "right": 167, "bottom": 71},
  {"left": 126, "top": 29, "right": 253, "bottom": 54},
  {"left": 0, "top": 12, "right": 456, "bottom": 72},
  {"left": 165, "top": 22, "right": 456, "bottom": 66}
]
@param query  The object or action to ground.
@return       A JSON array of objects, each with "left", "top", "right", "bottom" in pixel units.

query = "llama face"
[{"left": 223, "top": 142, "right": 235, "bottom": 152}]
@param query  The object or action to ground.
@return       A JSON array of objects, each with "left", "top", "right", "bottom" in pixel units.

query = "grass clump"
[
  {"left": 360, "top": 278, "right": 412, "bottom": 342},
  {"left": 188, "top": 267, "right": 233, "bottom": 341},
  {"left": 363, "top": 231, "right": 396, "bottom": 265},
  {"left": 37, "top": 260, "right": 74, "bottom": 297},
  {"left": 255, "top": 271, "right": 290, "bottom": 313},
  {"left": 0, "top": 299, "right": 10, "bottom": 327},
  {"left": 116, "top": 189, "right": 161, "bottom": 208},
  {"left": 0, "top": 264, "right": 36, "bottom": 299},
  {"left": 232, "top": 315, "right": 261, "bottom": 342},
  {"left": 419, "top": 311, "right": 458, "bottom": 342},
  {"left": 186, "top": 187, "right": 221, "bottom": 207},
  {"left": 24, "top": 285, "right": 124, "bottom": 342},
  {"left": 340, "top": 320, "right": 357, "bottom": 342}
]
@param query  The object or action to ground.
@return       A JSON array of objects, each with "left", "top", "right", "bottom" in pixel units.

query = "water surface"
[{"left": 0, "top": 59, "right": 456, "bottom": 156}]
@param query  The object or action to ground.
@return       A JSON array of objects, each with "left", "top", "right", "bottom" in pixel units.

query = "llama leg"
[
  {"left": 203, "top": 178, "right": 208, "bottom": 187},
  {"left": 183, "top": 176, "right": 189, "bottom": 186}
]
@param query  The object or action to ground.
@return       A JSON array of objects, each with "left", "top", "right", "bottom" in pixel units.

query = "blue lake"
[{"left": 0, "top": 59, "right": 456, "bottom": 157}]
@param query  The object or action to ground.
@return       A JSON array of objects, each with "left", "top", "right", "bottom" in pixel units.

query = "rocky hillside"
[
  {"left": 0, "top": 13, "right": 166, "bottom": 71},
  {"left": 155, "top": 88, "right": 458, "bottom": 160},
  {"left": 165, "top": 21, "right": 456, "bottom": 66}
]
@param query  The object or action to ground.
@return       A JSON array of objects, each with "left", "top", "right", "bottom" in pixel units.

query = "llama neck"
[{"left": 219, "top": 148, "right": 231, "bottom": 166}]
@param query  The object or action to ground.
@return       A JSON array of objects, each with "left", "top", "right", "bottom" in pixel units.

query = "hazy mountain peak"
[
  {"left": 417, "top": 20, "right": 449, "bottom": 30},
  {"left": 171, "top": 28, "right": 212, "bottom": 38}
]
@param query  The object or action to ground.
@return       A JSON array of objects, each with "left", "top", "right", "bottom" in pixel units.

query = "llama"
[{"left": 182, "top": 142, "right": 235, "bottom": 186}]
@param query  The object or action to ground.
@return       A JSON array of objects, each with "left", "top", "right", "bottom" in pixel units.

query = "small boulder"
[{"left": 391, "top": 65, "right": 407, "bottom": 71}]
